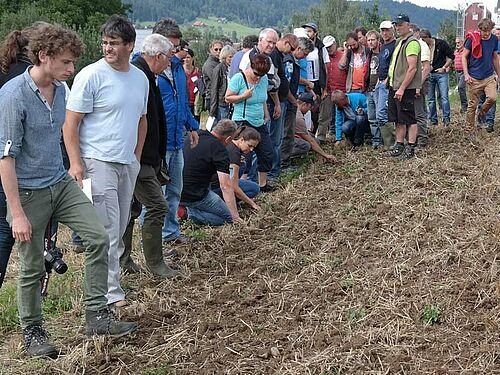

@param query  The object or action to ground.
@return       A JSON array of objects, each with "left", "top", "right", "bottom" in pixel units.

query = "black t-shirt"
[
  {"left": 269, "top": 49, "right": 289, "bottom": 102},
  {"left": 367, "top": 52, "right": 379, "bottom": 92},
  {"left": 226, "top": 142, "right": 245, "bottom": 166},
  {"left": 181, "top": 130, "right": 230, "bottom": 203}
]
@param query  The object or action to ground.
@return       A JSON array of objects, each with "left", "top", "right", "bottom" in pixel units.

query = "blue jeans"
[
  {"left": 182, "top": 190, "right": 233, "bottom": 226},
  {"left": 428, "top": 72, "right": 451, "bottom": 124},
  {"left": 456, "top": 71, "right": 467, "bottom": 112},
  {"left": 366, "top": 91, "right": 382, "bottom": 147},
  {"left": 213, "top": 179, "right": 260, "bottom": 199},
  {"left": 478, "top": 92, "right": 496, "bottom": 126},
  {"left": 0, "top": 187, "right": 15, "bottom": 289},
  {"left": 267, "top": 101, "right": 287, "bottom": 179},
  {"left": 162, "top": 149, "right": 184, "bottom": 241},
  {"left": 374, "top": 81, "right": 389, "bottom": 125},
  {"left": 217, "top": 105, "right": 231, "bottom": 122},
  {"left": 342, "top": 114, "right": 369, "bottom": 146}
]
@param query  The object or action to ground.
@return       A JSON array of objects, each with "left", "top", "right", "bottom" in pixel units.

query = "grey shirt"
[{"left": 0, "top": 69, "right": 67, "bottom": 189}]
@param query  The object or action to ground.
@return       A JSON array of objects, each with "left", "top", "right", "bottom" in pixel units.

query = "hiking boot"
[
  {"left": 85, "top": 307, "right": 138, "bottom": 338},
  {"left": 400, "top": 145, "right": 415, "bottom": 160},
  {"left": 385, "top": 143, "right": 404, "bottom": 157},
  {"left": 23, "top": 324, "right": 58, "bottom": 359}
]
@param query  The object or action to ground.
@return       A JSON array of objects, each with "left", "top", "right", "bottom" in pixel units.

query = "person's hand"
[
  {"left": 356, "top": 107, "right": 364, "bottom": 115},
  {"left": 232, "top": 215, "right": 243, "bottom": 224},
  {"left": 68, "top": 162, "right": 84, "bottom": 188},
  {"left": 272, "top": 104, "right": 281, "bottom": 119},
  {"left": 464, "top": 73, "right": 472, "bottom": 84},
  {"left": 394, "top": 88, "right": 404, "bottom": 101},
  {"left": 306, "top": 81, "right": 314, "bottom": 91},
  {"left": 189, "top": 130, "right": 199, "bottom": 148},
  {"left": 321, "top": 90, "right": 329, "bottom": 99},
  {"left": 250, "top": 201, "right": 261, "bottom": 211},
  {"left": 334, "top": 140, "right": 342, "bottom": 147},
  {"left": 323, "top": 154, "right": 336, "bottom": 163},
  {"left": 242, "top": 87, "right": 255, "bottom": 99},
  {"left": 12, "top": 212, "right": 32, "bottom": 243},
  {"left": 415, "top": 88, "right": 421, "bottom": 98},
  {"left": 264, "top": 112, "right": 270, "bottom": 123}
]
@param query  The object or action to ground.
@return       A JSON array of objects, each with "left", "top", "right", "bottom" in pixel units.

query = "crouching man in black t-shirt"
[{"left": 179, "top": 119, "right": 241, "bottom": 225}]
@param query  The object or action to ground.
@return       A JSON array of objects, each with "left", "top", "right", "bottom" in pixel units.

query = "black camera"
[{"left": 44, "top": 247, "right": 68, "bottom": 274}]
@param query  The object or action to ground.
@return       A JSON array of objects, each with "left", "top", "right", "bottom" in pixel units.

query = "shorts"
[{"left": 388, "top": 88, "right": 417, "bottom": 126}]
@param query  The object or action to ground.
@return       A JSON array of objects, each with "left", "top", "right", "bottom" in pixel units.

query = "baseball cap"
[
  {"left": 379, "top": 20, "right": 393, "bottom": 29},
  {"left": 392, "top": 13, "right": 410, "bottom": 24},
  {"left": 301, "top": 22, "right": 318, "bottom": 32},
  {"left": 293, "top": 27, "right": 308, "bottom": 38},
  {"left": 297, "top": 92, "right": 315, "bottom": 104},
  {"left": 323, "top": 35, "right": 336, "bottom": 48}
]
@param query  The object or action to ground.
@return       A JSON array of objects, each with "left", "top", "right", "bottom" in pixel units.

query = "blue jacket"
[
  {"left": 158, "top": 56, "right": 199, "bottom": 151},
  {"left": 335, "top": 93, "right": 367, "bottom": 141}
]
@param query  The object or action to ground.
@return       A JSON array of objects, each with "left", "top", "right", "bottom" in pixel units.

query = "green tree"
[{"left": 437, "top": 16, "right": 456, "bottom": 47}]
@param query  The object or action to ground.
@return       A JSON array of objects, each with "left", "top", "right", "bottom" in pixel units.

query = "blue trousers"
[{"left": 182, "top": 190, "right": 233, "bottom": 226}]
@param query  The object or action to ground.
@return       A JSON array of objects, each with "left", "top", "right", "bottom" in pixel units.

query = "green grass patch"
[
  {"left": 0, "top": 283, "right": 19, "bottom": 334},
  {"left": 188, "top": 17, "right": 260, "bottom": 38}
]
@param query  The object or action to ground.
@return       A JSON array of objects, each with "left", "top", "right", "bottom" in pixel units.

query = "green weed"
[
  {"left": 422, "top": 306, "right": 441, "bottom": 325},
  {"left": 347, "top": 307, "right": 366, "bottom": 321}
]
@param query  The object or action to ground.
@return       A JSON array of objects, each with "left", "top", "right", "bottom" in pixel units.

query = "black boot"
[
  {"left": 23, "top": 324, "right": 58, "bottom": 358},
  {"left": 85, "top": 307, "right": 138, "bottom": 338}
]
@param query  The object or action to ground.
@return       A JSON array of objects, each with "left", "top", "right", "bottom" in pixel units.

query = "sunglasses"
[
  {"left": 253, "top": 70, "right": 266, "bottom": 77},
  {"left": 287, "top": 41, "right": 296, "bottom": 52},
  {"left": 213, "top": 48, "right": 222, "bottom": 52}
]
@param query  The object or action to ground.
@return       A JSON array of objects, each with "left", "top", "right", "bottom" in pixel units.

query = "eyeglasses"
[
  {"left": 253, "top": 70, "right": 266, "bottom": 77},
  {"left": 287, "top": 41, "right": 296, "bottom": 52},
  {"left": 101, "top": 40, "right": 125, "bottom": 48}
]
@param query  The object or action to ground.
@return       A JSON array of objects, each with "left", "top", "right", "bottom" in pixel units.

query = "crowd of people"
[{"left": 0, "top": 11, "right": 498, "bottom": 359}]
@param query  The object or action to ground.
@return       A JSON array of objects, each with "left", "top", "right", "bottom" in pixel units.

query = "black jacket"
[
  {"left": 131, "top": 56, "right": 167, "bottom": 167},
  {"left": 0, "top": 54, "right": 31, "bottom": 88},
  {"left": 430, "top": 38, "right": 454, "bottom": 72},
  {"left": 210, "top": 62, "right": 230, "bottom": 116},
  {"left": 315, "top": 38, "right": 328, "bottom": 92}
]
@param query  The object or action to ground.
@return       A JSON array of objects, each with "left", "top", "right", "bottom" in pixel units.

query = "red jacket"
[{"left": 465, "top": 30, "right": 482, "bottom": 59}]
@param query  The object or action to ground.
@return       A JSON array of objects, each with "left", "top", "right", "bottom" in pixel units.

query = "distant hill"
[
  {"left": 358, "top": 0, "right": 455, "bottom": 34},
  {"left": 127, "top": 0, "right": 454, "bottom": 35}
]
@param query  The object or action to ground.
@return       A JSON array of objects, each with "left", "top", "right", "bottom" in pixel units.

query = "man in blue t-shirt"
[{"left": 462, "top": 18, "right": 500, "bottom": 130}]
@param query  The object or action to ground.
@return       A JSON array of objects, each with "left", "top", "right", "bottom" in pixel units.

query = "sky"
[{"left": 401, "top": 0, "right": 497, "bottom": 11}]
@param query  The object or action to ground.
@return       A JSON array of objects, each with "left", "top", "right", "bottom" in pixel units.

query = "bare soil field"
[{"left": 1, "top": 117, "right": 499, "bottom": 374}]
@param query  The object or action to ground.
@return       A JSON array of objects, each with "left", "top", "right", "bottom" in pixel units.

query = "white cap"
[
  {"left": 294, "top": 27, "right": 308, "bottom": 38},
  {"left": 380, "top": 20, "right": 393, "bottom": 29},
  {"left": 323, "top": 35, "right": 336, "bottom": 48}
]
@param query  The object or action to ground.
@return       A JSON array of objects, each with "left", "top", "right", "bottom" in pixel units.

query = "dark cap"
[
  {"left": 301, "top": 22, "right": 318, "bottom": 32},
  {"left": 392, "top": 13, "right": 410, "bottom": 24},
  {"left": 297, "top": 92, "right": 315, "bottom": 104}
]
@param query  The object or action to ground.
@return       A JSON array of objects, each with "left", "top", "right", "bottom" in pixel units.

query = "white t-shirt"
[
  {"left": 67, "top": 59, "right": 149, "bottom": 164},
  {"left": 306, "top": 46, "right": 330, "bottom": 81},
  {"left": 418, "top": 39, "right": 431, "bottom": 63}
]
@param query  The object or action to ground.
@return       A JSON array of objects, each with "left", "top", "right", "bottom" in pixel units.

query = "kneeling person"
[
  {"left": 293, "top": 92, "right": 336, "bottom": 162},
  {"left": 180, "top": 119, "right": 240, "bottom": 225},
  {"left": 331, "top": 90, "right": 369, "bottom": 147},
  {"left": 0, "top": 24, "right": 136, "bottom": 359}
]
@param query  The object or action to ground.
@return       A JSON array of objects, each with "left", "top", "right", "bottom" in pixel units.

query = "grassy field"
[
  {"left": 136, "top": 17, "right": 260, "bottom": 39},
  {"left": 1, "top": 107, "right": 500, "bottom": 374},
  {"left": 187, "top": 17, "right": 260, "bottom": 38}
]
